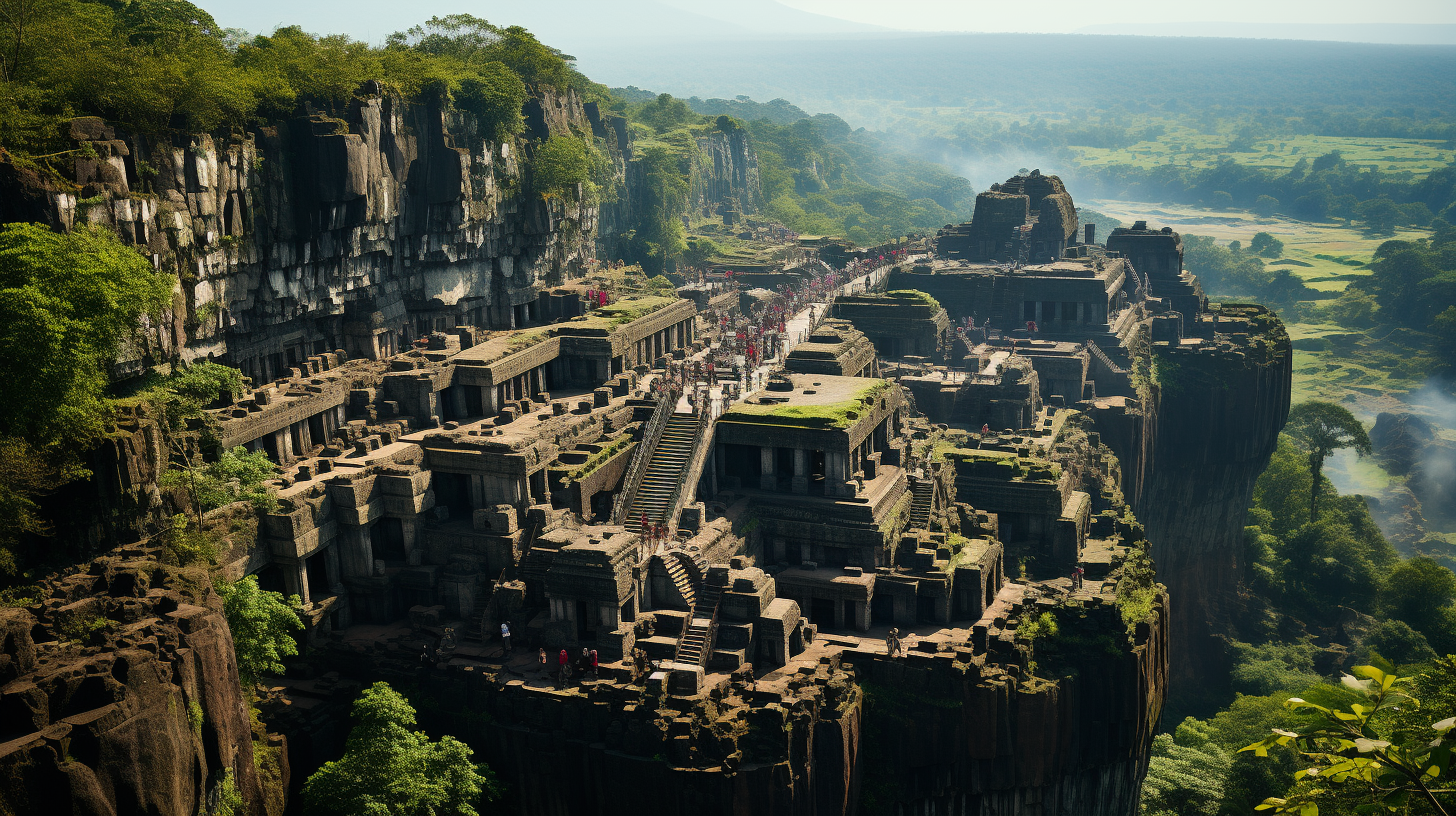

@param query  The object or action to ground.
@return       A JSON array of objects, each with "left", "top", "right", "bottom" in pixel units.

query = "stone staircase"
[
  {"left": 624, "top": 411, "right": 699, "bottom": 533},
  {"left": 659, "top": 553, "right": 697, "bottom": 609},
  {"left": 1086, "top": 341, "right": 1127, "bottom": 375},
  {"left": 674, "top": 583, "right": 722, "bottom": 667},
  {"left": 909, "top": 478, "right": 934, "bottom": 529}
]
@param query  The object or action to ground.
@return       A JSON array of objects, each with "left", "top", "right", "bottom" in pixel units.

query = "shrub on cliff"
[
  {"left": 218, "top": 575, "right": 301, "bottom": 685},
  {"left": 454, "top": 63, "right": 528, "bottom": 142},
  {"left": 532, "top": 134, "right": 594, "bottom": 200},
  {"left": 303, "top": 682, "right": 500, "bottom": 816},
  {"left": 0, "top": 222, "right": 172, "bottom": 577}
]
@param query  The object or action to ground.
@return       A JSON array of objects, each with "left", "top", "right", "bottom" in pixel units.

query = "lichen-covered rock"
[
  {"left": 0, "top": 555, "right": 287, "bottom": 816},
  {"left": 1, "top": 92, "right": 606, "bottom": 381}
]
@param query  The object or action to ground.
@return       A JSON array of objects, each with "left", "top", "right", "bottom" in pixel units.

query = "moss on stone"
[
  {"left": 726, "top": 380, "right": 892, "bottom": 429},
  {"left": 885, "top": 289, "right": 942, "bottom": 312}
]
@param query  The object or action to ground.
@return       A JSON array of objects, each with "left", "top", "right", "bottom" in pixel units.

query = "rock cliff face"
[
  {"left": 1132, "top": 307, "right": 1292, "bottom": 706},
  {"left": 849, "top": 601, "right": 1167, "bottom": 815},
  {"left": 0, "top": 550, "right": 287, "bottom": 816},
  {"left": 280, "top": 592, "right": 1165, "bottom": 816},
  {"left": 600, "top": 126, "right": 761, "bottom": 252},
  {"left": 1, "top": 93, "right": 765, "bottom": 385},
  {"left": 1, "top": 88, "right": 606, "bottom": 382}
]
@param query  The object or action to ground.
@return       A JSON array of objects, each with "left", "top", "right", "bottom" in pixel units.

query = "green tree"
[
  {"left": 0, "top": 437, "right": 58, "bottom": 574},
  {"left": 1143, "top": 718, "right": 1233, "bottom": 815},
  {"left": 1254, "top": 195, "right": 1281, "bottom": 217},
  {"left": 1325, "top": 288, "right": 1379, "bottom": 328},
  {"left": 1250, "top": 232, "right": 1285, "bottom": 257},
  {"left": 303, "top": 682, "right": 500, "bottom": 816},
  {"left": 0, "top": 223, "right": 171, "bottom": 574},
  {"left": 681, "top": 236, "right": 722, "bottom": 268},
  {"left": 1435, "top": 306, "right": 1456, "bottom": 369},
  {"left": 1242, "top": 665, "right": 1456, "bottom": 815},
  {"left": 531, "top": 134, "right": 594, "bottom": 199},
  {"left": 1378, "top": 557, "right": 1456, "bottom": 655},
  {"left": 161, "top": 446, "right": 277, "bottom": 529},
  {"left": 0, "top": 223, "right": 172, "bottom": 448},
  {"left": 454, "top": 61, "right": 527, "bottom": 142},
  {"left": 1253, "top": 436, "right": 1316, "bottom": 536},
  {"left": 1284, "top": 401, "right": 1371, "bottom": 519},
  {"left": 1358, "top": 198, "right": 1402, "bottom": 235},
  {"left": 219, "top": 575, "right": 301, "bottom": 685},
  {"left": 635, "top": 145, "right": 689, "bottom": 272}
]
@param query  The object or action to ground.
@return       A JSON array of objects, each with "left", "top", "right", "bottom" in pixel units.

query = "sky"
[
  {"left": 774, "top": 0, "right": 1455, "bottom": 33},
  {"left": 201, "top": 0, "right": 1456, "bottom": 43}
]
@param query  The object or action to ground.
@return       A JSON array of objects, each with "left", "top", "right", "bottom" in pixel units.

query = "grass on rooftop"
[
  {"left": 725, "top": 380, "right": 892, "bottom": 429},
  {"left": 885, "top": 289, "right": 942, "bottom": 311}
]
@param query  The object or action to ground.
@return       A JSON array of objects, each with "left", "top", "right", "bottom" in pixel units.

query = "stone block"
[
  {"left": 408, "top": 604, "right": 446, "bottom": 630},
  {"left": 473, "top": 505, "right": 518, "bottom": 534}
]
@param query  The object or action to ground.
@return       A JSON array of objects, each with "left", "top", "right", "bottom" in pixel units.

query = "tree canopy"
[
  {"left": 219, "top": 575, "right": 301, "bottom": 685},
  {"left": 303, "top": 682, "right": 500, "bottom": 816},
  {"left": 1284, "top": 401, "right": 1372, "bottom": 519},
  {"left": 0, "top": 6, "right": 588, "bottom": 151},
  {"left": 0, "top": 222, "right": 172, "bottom": 576}
]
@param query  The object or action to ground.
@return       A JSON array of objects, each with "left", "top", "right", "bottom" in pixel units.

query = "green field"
[
  {"left": 1072, "top": 132, "right": 1455, "bottom": 178},
  {"left": 1089, "top": 198, "right": 1431, "bottom": 293},
  {"left": 1093, "top": 199, "right": 1437, "bottom": 418}
]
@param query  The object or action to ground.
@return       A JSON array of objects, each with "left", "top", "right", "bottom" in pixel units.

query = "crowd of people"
[{"left": 457, "top": 248, "right": 928, "bottom": 689}]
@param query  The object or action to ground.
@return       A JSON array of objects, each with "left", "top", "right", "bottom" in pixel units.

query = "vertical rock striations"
[
  {"left": 0, "top": 553, "right": 287, "bottom": 816},
  {"left": 1, "top": 90, "right": 607, "bottom": 381},
  {"left": 1134, "top": 305, "right": 1292, "bottom": 703}
]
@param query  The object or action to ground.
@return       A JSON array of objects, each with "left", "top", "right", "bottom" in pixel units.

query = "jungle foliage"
[
  {"left": 0, "top": 221, "right": 172, "bottom": 577},
  {"left": 303, "top": 682, "right": 501, "bottom": 816},
  {"left": 0, "top": 5, "right": 592, "bottom": 152}
]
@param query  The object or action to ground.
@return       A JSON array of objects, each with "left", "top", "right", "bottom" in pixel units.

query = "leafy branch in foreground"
[{"left": 1241, "top": 664, "right": 1456, "bottom": 815}]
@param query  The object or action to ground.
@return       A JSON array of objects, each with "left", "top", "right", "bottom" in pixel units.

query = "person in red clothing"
[
  {"left": 590, "top": 649, "right": 599, "bottom": 680},
  {"left": 557, "top": 648, "right": 569, "bottom": 687}
]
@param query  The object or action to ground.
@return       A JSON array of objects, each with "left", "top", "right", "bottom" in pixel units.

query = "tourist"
[
  {"left": 590, "top": 649, "right": 599, "bottom": 680},
  {"left": 887, "top": 628, "right": 902, "bottom": 658},
  {"left": 1074, "top": 565, "right": 1085, "bottom": 589},
  {"left": 538, "top": 647, "right": 548, "bottom": 674},
  {"left": 558, "top": 648, "right": 570, "bottom": 687},
  {"left": 500, "top": 620, "right": 512, "bottom": 655}
]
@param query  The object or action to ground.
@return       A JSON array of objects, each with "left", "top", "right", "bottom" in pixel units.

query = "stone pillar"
[
  {"left": 324, "top": 545, "right": 341, "bottom": 588},
  {"left": 283, "top": 561, "right": 309, "bottom": 606},
  {"left": 759, "top": 446, "right": 777, "bottom": 491},
  {"left": 482, "top": 385, "right": 497, "bottom": 414},
  {"left": 1034, "top": 301, "right": 1043, "bottom": 325},
  {"left": 295, "top": 420, "right": 311, "bottom": 451},
  {"left": 791, "top": 448, "right": 808, "bottom": 494},
  {"left": 826, "top": 450, "right": 852, "bottom": 497},
  {"left": 400, "top": 517, "right": 420, "bottom": 565},
  {"left": 450, "top": 387, "right": 467, "bottom": 419},
  {"left": 854, "top": 599, "right": 871, "bottom": 632},
  {"left": 470, "top": 475, "right": 488, "bottom": 510},
  {"left": 338, "top": 525, "right": 374, "bottom": 579},
  {"left": 273, "top": 428, "right": 293, "bottom": 465}
]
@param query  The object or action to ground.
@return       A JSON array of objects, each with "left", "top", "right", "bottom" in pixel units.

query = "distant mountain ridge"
[
  {"left": 1074, "top": 22, "right": 1456, "bottom": 46},
  {"left": 570, "top": 32, "right": 1456, "bottom": 124}
]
